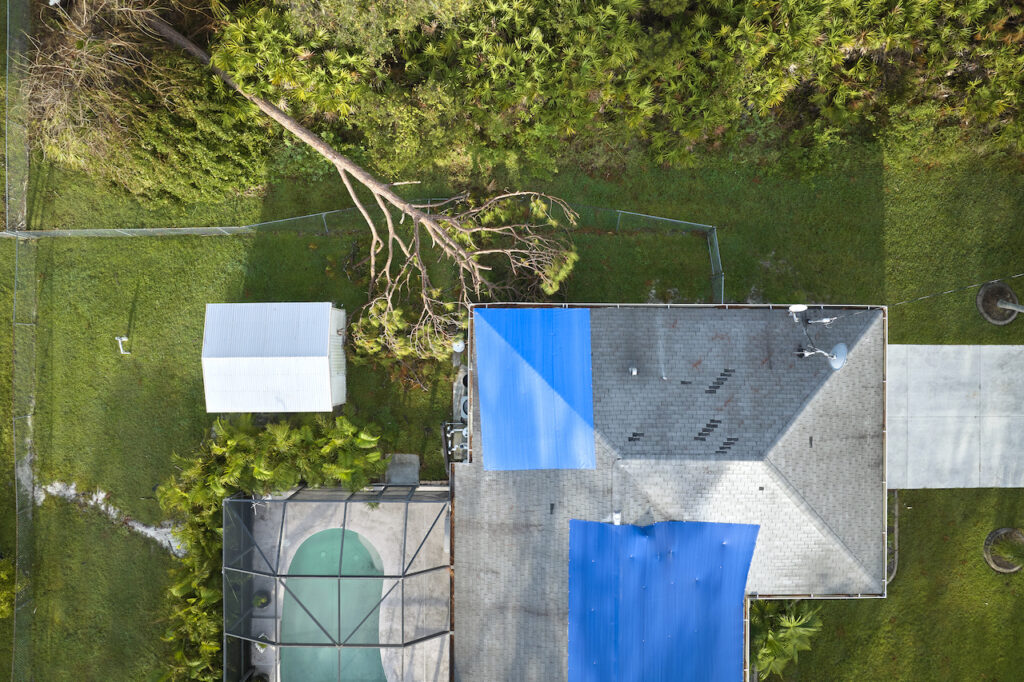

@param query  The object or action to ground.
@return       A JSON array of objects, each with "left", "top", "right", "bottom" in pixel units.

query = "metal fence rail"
[
  {"left": 1, "top": 194, "right": 724, "bottom": 674},
  {"left": 9, "top": 237, "right": 36, "bottom": 679},
  {"left": 7, "top": 0, "right": 35, "bottom": 669},
  {"left": 1, "top": 201, "right": 726, "bottom": 303}
]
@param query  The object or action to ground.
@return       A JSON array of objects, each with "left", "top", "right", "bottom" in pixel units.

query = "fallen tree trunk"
[{"left": 147, "top": 16, "right": 577, "bottom": 360}]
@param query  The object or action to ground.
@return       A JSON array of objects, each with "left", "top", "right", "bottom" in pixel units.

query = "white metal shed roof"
[{"left": 202, "top": 302, "right": 335, "bottom": 413}]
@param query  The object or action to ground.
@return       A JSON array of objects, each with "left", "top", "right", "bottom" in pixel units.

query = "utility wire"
[
  {"left": 888, "top": 270, "right": 1024, "bottom": 308},
  {"left": 798, "top": 270, "right": 1024, "bottom": 325}
]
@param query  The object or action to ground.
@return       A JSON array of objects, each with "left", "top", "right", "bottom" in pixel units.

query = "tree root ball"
[
  {"left": 976, "top": 282, "right": 1018, "bottom": 326},
  {"left": 983, "top": 528, "right": 1024, "bottom": 574}
]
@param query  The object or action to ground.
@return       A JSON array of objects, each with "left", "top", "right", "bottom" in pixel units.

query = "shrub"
[
  {"left": 0, "top": 555, "right": 15, "bottom": 620},
  {"left": 285, "top": 0, "right": 473, "bottom": 61},
  {"left": 749, "top": 599, "right": 822, "bottom": 680},
  {"left": 211, "top": 0, "right": 1024, "bottom": 182},
  {"left": 158, "top": 414, "right": 385, "bottom": 681},
  {"left": 26, "top": 0, "right": 274, "bottom": 205}
]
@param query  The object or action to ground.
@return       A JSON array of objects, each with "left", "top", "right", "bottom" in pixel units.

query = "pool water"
[{"left": 280, "top": 528, "right": 386, "bottom": 681}]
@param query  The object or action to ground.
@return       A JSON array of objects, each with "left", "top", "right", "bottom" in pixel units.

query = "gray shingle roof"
[{"left": 453, "top": 304, "right": 886, "bottom": 681}]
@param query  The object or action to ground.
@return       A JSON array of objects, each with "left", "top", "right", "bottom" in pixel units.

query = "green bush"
[
  {"left": 158, "top": 414, "right": 385, "bottom": 681},
  {"left": 750, "top": 599, "right": 823, "bottom": 680},
  {"left": 27, "top": 2, "right": 277, "bottom": 205},
  {"left": 0, "top": 555, "right": 14, "bottom": 620},
  {"left": 285, "top": 0, "right": 473, "bottom": 60},
  {"left": 210, "top": 0, "right": 1024, "bottom": 182},
  {"left": 98, "top": 58, "right": 274, "bottom": 205}
]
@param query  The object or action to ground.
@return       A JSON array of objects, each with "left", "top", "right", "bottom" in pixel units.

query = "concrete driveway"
[{"left": 886, "top": 345, "right": 1024, "bottom": 488}]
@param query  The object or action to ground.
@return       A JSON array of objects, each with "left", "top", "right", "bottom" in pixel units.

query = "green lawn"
[
  {"left": 0, "top": 239, "right": 15, "bottom": 676},
  {"left": 25, "top": 152, "right": 447, "bottom": 231},
  {"left": 30, "top": 498, "right": 174, "bottom": 680},
  {"left": 27, "top": 161, "right": 341, "bottom": 230},
  {"left": 32, "top": 231, "right": 452, "bottom": 525},
  {"left": 790, "top": 490, "right": 1024, "bottom": 682},
  {"left": 15, "top": 137, "right": 1024, "bottom": 679},
  {"left": 544, "top": 146, "right": 1024, "bottom": 344}
]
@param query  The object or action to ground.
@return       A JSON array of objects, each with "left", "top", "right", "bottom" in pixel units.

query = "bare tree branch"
[{"left": 147, "top": 16, "right": 578, "bottom": 359}]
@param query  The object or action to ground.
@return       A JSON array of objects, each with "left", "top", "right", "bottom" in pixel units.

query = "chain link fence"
[
  {"left": 6, "top": 0, "right": 34, "bottom": 669},
  {"left": 3, "top": 186, "right": 723, "bottom": 676},
  {"left": 3, "top": 201, "right": 724, "bottom": 301},
  {"left": 566, "top": 204, "right": 724, "bottom": 304},
  {"left": 9, "top": 237, "right": 35, "bottom": 679}
]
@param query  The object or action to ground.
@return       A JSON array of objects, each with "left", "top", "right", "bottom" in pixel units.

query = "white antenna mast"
[{"left": 788, "top": 304, "right": 847, "bottom": 370}]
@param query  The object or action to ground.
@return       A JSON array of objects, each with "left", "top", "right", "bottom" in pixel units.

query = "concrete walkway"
[{"left": 887, "top": 345, "right": 1024, "bottom": 488}]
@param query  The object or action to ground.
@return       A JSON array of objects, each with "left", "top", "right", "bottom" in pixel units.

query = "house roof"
[
  {"left": 453, "top": 304, "right": 886, "bottom": 681},
  {"left": 201, "top": 302, "right": 335, "bottom": 413}
]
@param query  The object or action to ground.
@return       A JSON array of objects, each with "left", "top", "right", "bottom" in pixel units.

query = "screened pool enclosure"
[{"left": 223, "top": 486, "right": 450, "bottom": 682}]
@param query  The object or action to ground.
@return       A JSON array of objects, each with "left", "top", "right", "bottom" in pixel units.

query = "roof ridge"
[
  {"left": 761, "top": 311, "right": 885, "bottom": 592},
  {"left": 759, "top": 309, "right": 882, "bottom": 460},
  {"left": 612, "top": 458, "right": 675, "bottom": 522},
  {"left": 760, "top": 458, "right": 881, "bottom": 593}
]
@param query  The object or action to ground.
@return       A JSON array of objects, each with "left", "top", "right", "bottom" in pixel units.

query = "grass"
[
  {"left": 0, "top": 240, "right": 14, "bottom": 676},
  {"left": 27, "top": 161, "right": 346, "bottom": 230},
  {"left": 32, "top": 231, "right": 451, "bottom": 526},
  {"left": 30, "top": 498, "right": 174, "bottom": 680},
  {"left": 789, "top": 489, "right": 1024, "bottom": 682},
  {"left": 543, "top": 146, "right": 1024, "bottom": 345},
  {"left": 567, "top": 229, "right": 718, "bottom": 303},
  {"left": 24, "top": 149, "right": 446, "bottom": 232},
  {"left": 13, "top": 119, "right": 1024, "bottom": 679}
]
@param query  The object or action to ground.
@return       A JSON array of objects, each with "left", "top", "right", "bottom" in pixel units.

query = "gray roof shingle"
[{"left": 453, "top": 304, "right": 886, "bottom": 681}]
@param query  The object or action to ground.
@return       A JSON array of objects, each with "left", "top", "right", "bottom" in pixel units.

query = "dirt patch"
[{"left": 34, "top": 480, "right": 184, "bottom": 556}]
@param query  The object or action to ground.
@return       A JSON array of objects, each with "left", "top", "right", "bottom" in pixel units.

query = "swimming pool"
[{"left": 280, "top": 528, "right": 386, "bottom": 681}]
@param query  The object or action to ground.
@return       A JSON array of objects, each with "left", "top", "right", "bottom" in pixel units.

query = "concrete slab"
[
  {"left": 886, "top": 345, "right": 909, "bottom": 418},
  {"left": 907, "top": 345, "right": 980, "bottom": 417},
  {"left": 386, "top": 454, "right": 421, "bottom": 485},
  {"left": 906, "top": 416, "right": 980, "bottom": 487},
  {"left": 980, "top": 417, "right": 1024, "bottom": 486},
  {"left": 886, "top": 416, "right": 908, "bottom": 488},
  {"left": 888, "top": 345, "right": 1024, "bottom": 489},
  {"left": 981, "top": 346, "right": 1024, "bottom": 416}
]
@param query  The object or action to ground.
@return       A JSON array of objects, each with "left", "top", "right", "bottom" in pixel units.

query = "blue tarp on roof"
[
  {"left": 569, "top": 520, "right": 759, "bottom": 682},
  {"left": 473, "top": 307, "right": 595, "bottom": 470}
]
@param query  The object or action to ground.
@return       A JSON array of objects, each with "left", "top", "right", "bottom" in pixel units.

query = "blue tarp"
[
  {"left": 569, "top": 520, "right": 760, "bottom": 682},
  {"left": 474, "top": 308, "right": 595, "bottom": 470}
]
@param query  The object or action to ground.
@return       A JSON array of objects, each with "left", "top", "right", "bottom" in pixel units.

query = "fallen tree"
[{"left": 149, "top": 15, "right": 578, "bottom": 361}]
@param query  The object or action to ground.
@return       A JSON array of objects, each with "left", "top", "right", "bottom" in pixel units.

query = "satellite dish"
[
  {"left": 788, "top": 304, "right": 808, "bottom": 322},
  {"left": 829, "top": 343, "right": 848, "bottom": 370}
]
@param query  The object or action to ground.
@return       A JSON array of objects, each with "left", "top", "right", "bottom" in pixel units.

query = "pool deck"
[{"left": 244, "top": 489, "right": 450, "bottom": 681}]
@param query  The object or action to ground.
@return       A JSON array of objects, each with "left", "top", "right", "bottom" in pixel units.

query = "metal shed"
[{"left": 202, "top": 302, "right": 346, "bottom": 413}]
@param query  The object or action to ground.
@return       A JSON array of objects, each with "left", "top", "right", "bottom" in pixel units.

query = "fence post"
[
  {"left": 707, "top": 226, "right": 725, "bottom": 304},
  {"left": 615, "top": 211, "right": 622, "bottom": 232}
]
